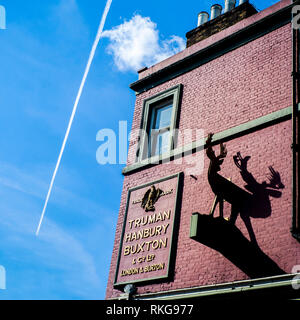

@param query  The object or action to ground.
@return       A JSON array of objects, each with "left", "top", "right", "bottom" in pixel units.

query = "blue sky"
[{"left": 0, "top": 0, "right": 277, "bottom": 300}]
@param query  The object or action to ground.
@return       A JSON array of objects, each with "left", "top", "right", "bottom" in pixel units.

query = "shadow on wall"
[
  {"left": 231, "top": 152, "right": 285, "bottom": 245},
  {"left": 191, "top": 135, "right": 286, "bottom": 278},
  {"left": 191, "top": 214, "right": 285, "bottom": 278}
]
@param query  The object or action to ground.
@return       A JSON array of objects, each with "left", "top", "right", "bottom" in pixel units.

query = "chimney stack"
[
  {"left": 187, "top": 0, "right": 257, "bottom": 47},
  {"left": 197, "top": 11, "right": 209, "bottom": 26},
  {"left": 224, "top": 0, "right": 236, "bottom": 13},
  {"left": 210, "top": 4, "right": 222, "bottom": 20}
]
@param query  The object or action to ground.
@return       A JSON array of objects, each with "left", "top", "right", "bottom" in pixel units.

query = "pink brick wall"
[
  {"left": 127, "top": 24, "right": 292, "bottom": 165},
  {"left": 107, "top": 120, "right": 299, "bottom": 299},
  {"left": 106, "top": 8, "right": 299, "bottom": 299}
]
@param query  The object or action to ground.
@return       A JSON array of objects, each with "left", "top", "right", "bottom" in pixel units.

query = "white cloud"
[{"left": 101, "top": 15, "right": 185, "bottom": 72}]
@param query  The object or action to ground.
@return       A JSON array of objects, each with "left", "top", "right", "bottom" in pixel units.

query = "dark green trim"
[
  {"left": 130, "top": 274, "right": 300, "bottom": 300},
  {"left": 190, "top": 213, "right": 199, "bottom": 239},
  {"left": 130, "top": 3, "right": 292, "bottom": 94},
  {"left": 291, "top": 7, "right": 300, "bottom": 242},
  {"left": 114, "top": 172, "right": 183, "bottom": 288},
  {"left": 122, "top": 105, "right": 300, "bottom": 175}
]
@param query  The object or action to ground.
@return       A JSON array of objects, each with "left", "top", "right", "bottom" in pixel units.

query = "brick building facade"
[{"left": 106, "top": 0, "right": 300, "bottom": 300}]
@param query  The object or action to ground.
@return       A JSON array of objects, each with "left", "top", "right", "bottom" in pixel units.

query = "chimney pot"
[
  {"left": 197, "top": 11, "right": 209, "bottom": 26},
  {"left": 210, "top": 4, "right": 222, "bottom": 20},
  {"left": 224, "top": 0, "right": 236, "bottom": 13}
]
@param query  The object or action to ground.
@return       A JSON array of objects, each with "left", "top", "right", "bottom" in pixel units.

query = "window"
[
  {"left": 138, "top": 84, "right": 182, "bottom": 160},
  {"left": 149, "top": 101, "right": 173, "bottom": 157}
]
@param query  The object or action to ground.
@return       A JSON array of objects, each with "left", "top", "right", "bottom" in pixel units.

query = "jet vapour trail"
[{"left": 36, "top": 0, "right": 113, "bottom": 236}]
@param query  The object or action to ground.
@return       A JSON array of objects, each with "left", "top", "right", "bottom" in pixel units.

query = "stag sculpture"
[
  {"left": 206, "top": 133, "right": 251, "bottom": 219},
  {"left": 206, "top": 133, "right": 284, "bottom": 244}
]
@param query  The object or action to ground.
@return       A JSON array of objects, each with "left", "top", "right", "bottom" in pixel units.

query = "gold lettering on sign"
[
  {"left": 128, "top": 210, "right": 171, "bottom": 229},
  {"left": 120, "top": 263, "right": 165, "bottom": 277},
  {"left": 124, "top": 223, "right": 169, "bottom": 242},
  {"left": 123, "top": 209, "right": 172, "bottom": 258},
  {"left": 123, "top": 238, "right": 168, "bottom": 256},
  {"left": 115, "top": 174, "right": 181, "bottom": 285},
  {"left": 124, "top": 238, "right": 168, "bottom": 256}
]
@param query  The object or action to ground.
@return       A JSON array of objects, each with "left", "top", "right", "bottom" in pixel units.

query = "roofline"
[{"left": 130, "top": 1, "right": 293, "bottom": 94}]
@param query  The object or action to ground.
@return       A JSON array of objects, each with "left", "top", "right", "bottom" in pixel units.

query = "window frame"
[
  {"left": 148, "top": 102, "right": 173, "bottom": 157},
  {"left": 138, "top": 84, "right": 182, "bottom": 161}
]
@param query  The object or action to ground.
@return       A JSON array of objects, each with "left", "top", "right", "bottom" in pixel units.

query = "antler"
[
  {"left": 206, "top": 133, "right": 217, "bottom": 161},
  {"left": 206, "top": 133, "right": 227, "bottom": 160},
  {"left": 233, "top": 152, "right": 251, "bottom": 171},
  {"left": 218, "top": 142, "right": 227, "bottom": 159},
  {"left": 206, "top": 132, "right": 213, "bottom": 145},
  {"left": 267, "top": 166, "right": 284, "bottom": 189}
]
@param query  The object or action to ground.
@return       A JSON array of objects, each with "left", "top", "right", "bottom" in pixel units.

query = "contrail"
[{"left": 36, "top": 0, "right": 113, "bottom": 236}]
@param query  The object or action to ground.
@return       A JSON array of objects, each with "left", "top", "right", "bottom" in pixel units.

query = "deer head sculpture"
[{"left": 206, "top": 133, "right": 228, "bottom": 175}]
